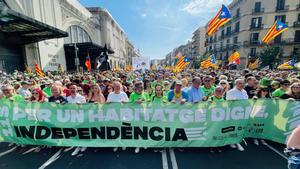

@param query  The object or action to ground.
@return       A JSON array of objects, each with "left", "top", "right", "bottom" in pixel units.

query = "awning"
[
  {"left": 64, "top": 42, "right": 115, "bottom": 54},
  {"left": 0, "top": 4, "right": 68, "bottom": 44}
]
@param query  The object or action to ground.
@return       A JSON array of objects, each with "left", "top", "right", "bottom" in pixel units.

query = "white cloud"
[
  {"left": 182, "top": 0, "right": 232, "bottom": 15},
  {"left": 141, "top": 13, "right": 147, "bottom": 18}
]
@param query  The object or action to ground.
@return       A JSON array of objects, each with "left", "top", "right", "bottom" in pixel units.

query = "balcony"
[
  {"left": 297, "top": 4, "right": 300, "bottom": 10},
  {"left": 244, "top": 40, "right": 260, "bottom": 46},
  {"left": 232, "top": 15, "right": 240, "bottom": 22},
  {"left": 294, "top": 21, "right": 300, "bottom": 27},
  {"left": 252, "top": 8, "right": 264, "bottom": 14},
  {"left": 249, "top": 24, "right": 264, "bottom": 30},
  {"left": 276, "top": 5, "right": 289, "bottom": 12},
  {"left": 270, "top": 38, "right": 300, "bottom": 45},
  {"left": 231, "top": 29, "right": 240, "bottom": 35}
]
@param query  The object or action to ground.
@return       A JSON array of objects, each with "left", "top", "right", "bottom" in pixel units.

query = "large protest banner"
[{"left": 0, "top": 99, "right": 299, "bottom": 147}]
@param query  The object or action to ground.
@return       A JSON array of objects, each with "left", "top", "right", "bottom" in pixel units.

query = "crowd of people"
[
  {"left": 0, "top": 69, "right": 300, "bottom": 168},
  {"left": 1, "top": 69, "right": 300, "bottom": 104}
]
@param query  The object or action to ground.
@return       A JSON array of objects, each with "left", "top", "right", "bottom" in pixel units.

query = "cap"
[{"left": 175, "top": 80, "right": 182, "bottom": 85}]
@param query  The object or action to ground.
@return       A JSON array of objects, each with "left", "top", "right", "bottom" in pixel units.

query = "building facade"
[
  {"left": 191, "top": 26, "right": 206, "bottom": 58},
  {"left": 88, "top": 7, "right": 129, "bottom": 69},
  {"left": 205, "top": 0, "right": 300, "bottom": 68},
  {"left": 0, "top": 0, "right": 136, "bottom": 72}
]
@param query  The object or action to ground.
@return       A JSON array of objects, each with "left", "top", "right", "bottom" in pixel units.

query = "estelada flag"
[
  {"left": 175, "top": 56, "right": 190, "bottom": 71},
  {"left": 85, "top": 54, "right": 91, "bottom": 72},
  {"left": 35, "top": 64, "right": 44, "bottom": 77},
  {"left": 262, "top": 20, "right": 288, "bottom": 44},
  {"left": 207, "top": 5, "right": 231, "bottom": 36}
]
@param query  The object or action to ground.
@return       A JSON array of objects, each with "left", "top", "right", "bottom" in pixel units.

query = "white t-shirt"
[
  {"left": 107, "top": 91, "right": 129, "bottom": 103},
  {"left": 226, "top": 87, "right": 249, "bottom": 100},
  {"left": 67, "top": 94, "right": 86, "bottom": 104}
]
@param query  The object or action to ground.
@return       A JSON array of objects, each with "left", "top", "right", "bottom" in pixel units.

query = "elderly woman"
[{"left": 48, "top": 85, "right": 68, "bottom": 104}]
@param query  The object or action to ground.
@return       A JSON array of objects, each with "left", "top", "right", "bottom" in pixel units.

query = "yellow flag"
[{"left": 228, "top": 52, "right": 240, "bottom": 64}]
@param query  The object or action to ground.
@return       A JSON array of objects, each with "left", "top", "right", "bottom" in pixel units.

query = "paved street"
[{"left": 0, "top": 140, "right": 287, "bottom": 169}]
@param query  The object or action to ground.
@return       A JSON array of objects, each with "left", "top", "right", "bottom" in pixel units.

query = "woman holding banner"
[
  {"left": 87, "top": 84, "right": 106, "bottom": 104},
  {"left": 30, "top": 88, "right": 47, "bottom": 103},
  {"left": 286, "top": 126, "right": 300, "bottom": 169}
]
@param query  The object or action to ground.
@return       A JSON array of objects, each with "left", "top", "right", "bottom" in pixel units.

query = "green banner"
[{"left": 0, "top": 99, "right": 299, "bottom": 147}]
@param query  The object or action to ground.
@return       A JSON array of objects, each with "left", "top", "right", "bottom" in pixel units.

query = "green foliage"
[{"left": 258, "top": 46, "right": 282, "bottom": 69}]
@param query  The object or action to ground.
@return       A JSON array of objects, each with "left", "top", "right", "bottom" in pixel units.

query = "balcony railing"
[
  {"left": 276, "top": 5, "right": 289, "bottom": 12},
  {"left": 270, "top": 38, "right": 300, "bottom": 45},
  {"left": 294, "top": 21, "right": 300, "bottom": 27},
  {"left": 249, "top": 24, "right": 264, "bottom": 30},
  {"left": 232, "top": 15, "right": 240, "bottom": 22},
  {"left": 244, "top": 40, "right": 260, "bottom": 46},
  {"left": 252, "top": 8, "right": 264, "bottom": 14}
]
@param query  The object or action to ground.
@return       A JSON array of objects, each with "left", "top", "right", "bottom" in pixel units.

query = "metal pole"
[{"left": 74, "top": 43, "right": 79, "bottom": 73}]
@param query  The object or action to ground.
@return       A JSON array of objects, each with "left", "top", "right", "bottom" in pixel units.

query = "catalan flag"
[
  {"left": 200, "top": 54, "right": 218, "bottom": 69},
  {"left": 228, "top": 51, "right": 240, "bottom": 65},
  {"left": 278, "top": 60, "right": 295, "bottom": 70},
  {"left": 25, "top": 64, "right": 32, "bottom": 74},
  {"left": 248, "top": 58, "right": 260, "bottom": 70},
  {"left": 207, "top": 5, "right": 231, "bottom": 36},
  {"left": 262, "top": 21, "right": 288, "bottom": 44},
  {"left": 174, "top": 56, "right": 190, "bottom": 71},
  {"left": 35, "top": 64, "right": 44, "bottom": 77},
  {"left": 85, "top": 54, "right": 91, "bottom": 72},
  {"left": 175, "top": 52, "right": 182, "bottom": 59}
]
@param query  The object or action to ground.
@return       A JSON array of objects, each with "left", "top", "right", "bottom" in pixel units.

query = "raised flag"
[
  {"left": 262, "top": 21, "right": 288, "bottom": 44},
  {"left": 228, "top": 51, "right": 240, "bottom": 64},
  {"left": 278, "top": 60, "right": 295, "bottom": 70},
  {"left": 207, "top": 5, "right": 231, "bottom": 36},
  {"left": 35, "top": 64, "right": 44, "bottom": 77},
  {"left": 175, "top": 52, "right": 182, "bottom": 59},
  {"left": 174, "top": 56, "right": 190, "bottom": 71},
  {"left": 248, "top": 59, "right": 260, "bottom": 70},
  {"left": 85, "top": 54, "right": 91, "bottom": 72}
]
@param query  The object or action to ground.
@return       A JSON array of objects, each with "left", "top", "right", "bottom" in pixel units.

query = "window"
[
  {"left": 251, "top": 17, "right": 262, "bottom": 28},
  {"left": 221, "top": 30, "right": 225, "bottom": 37},
  {"left": 295, "top": 30, "right": 300, "bottom": 42},
  {"left": 250, "top": 33, "right": 259, "bottom": 42},
  {"left": 220, "top": 53, "right": 223, "bottom": 60},
  {"left": 226, "top": 26, "right": 231, "bottom": 35},
  {"left": 298, "top": 14, "right": 300, "bottom": 22},
  {"left": 254, "top": 2, "right": 261, "bottom": 12},
  {"left": 274, "top": 34, "right": 282, "bottom": 43},
  {"left": 275, "top": 15, "right": 286, "bottom": 23},
  {"left": 250, "top": 48, "right": 256, "bottom": 56},
  {"left": 227, "top": 39, "right": 230, "bottom": 44},
  {"left": 64, "top": 26, "right": 92, "bottom": 44},
  {"left": 236, "top": 8, "right": 240, "bottom": 17},
  {"left": 235, "top": 22, "right": 240, "bottom": 32},
  {"left": 276, "top": 0, "right": 285, "bottom": 10},
  {"left": 233, "top": 37, "right": 238, "bottom": 44}
]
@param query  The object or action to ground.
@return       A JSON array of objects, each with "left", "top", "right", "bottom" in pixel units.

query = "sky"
[{"left": 79, "top": 0, "right": 232, "bottom": 60}]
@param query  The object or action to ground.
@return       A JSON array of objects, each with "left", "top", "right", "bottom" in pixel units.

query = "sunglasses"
[
  {"left": 77, "top": 90, "right": 83, "bottom": 92},
  {"left": 32, "top": 92, "right": 39, "bottom": 95},
  {"left": 283, "top": 84, "right": 290, "bottom": 86}
]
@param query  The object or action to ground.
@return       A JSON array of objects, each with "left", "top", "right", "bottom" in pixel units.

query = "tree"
[{"left": 258, "top": 46, "right": 282, "bottom": 69}]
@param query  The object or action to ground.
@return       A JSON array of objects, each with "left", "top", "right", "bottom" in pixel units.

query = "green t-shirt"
[
  {"left": 209, "top": 96, "right": 225, "bottom": 102},
  {"left": 2, "top": 94, "right": 24, "bottom": 102},
  {"left": 272, "top": 88, "right": 286, "bottom": 97},
  {"left": 202, "top": 86, "right": 215, "bottom": 97},
  {"left": 129, "top": 92, "right": 149, "bottom": 103},
  {"left": 151, "top": 95, "right": 168, "bottom": 103}
]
